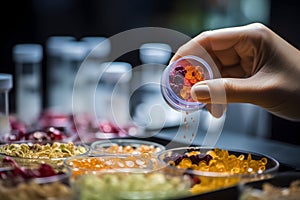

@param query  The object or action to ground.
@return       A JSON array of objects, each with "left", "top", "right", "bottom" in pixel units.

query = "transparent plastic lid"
[
  {"left": 0, "top": 74, "right": 13, "bottom": 91},
  {"left": 81, "top": 36, "right": 111, "bottom": 58},
  {"left": 139, "top": 43, "right": 172, "bottom": 64},
  {"left": 161, "top": 55, "right": 213, "bottom": 111},
  {"left": 100, "top": 62, "right": 132, "bottom": 83},
  {"left": 13, "top": 44, "right": 43, "bottom": 63},
  {"left": 60, "top": 41, "right": 89, "bottom": 61},
  {"left": 46, "top": 36, "right": 76, "bottom": 57}
]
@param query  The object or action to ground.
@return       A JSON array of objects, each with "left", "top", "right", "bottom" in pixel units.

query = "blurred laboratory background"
[{"left": 0, "top": 0, "right": 299, "bottom": 144}]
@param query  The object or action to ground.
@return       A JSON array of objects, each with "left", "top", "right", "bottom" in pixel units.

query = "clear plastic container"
[
  {"left": 0, "top": 74, "right": 12, "bottom": 136},
  {"left": 72, "top": 37, "right": 111, "bottom": 116},
  {"left": 0, "top": 157, "right": 72, "bottom": 200},
  {"left": 46, "top": 40, "right": 89, "bottom": 114},
  {"left": 239, "top": 172, "right": 300, "bottom": 200},
  {"left": 1, "top": 125, "right": 78, "bottom": 143},
  {"left": 70, "top": 167, "right": 192, "bottom": 200},
  {"left": 45, "top": 36, "right": 76, "bottom": 110},
  {"left": 161, "top": 55, "right": 213, "bottom": 112},
  {"left": 64, "top": 154, "right": 155, "bottom": 178},
  {"left": 90, "top": 138, "right": 165, "bottom": 155},
  {"left": 95, "top": 62, "right": 132, "bottom": 126},
  {"left": 81, "top": 36, "right": 111, "bottom": 59},
  {"left": 0, "top": 141, "right": 89, "bottom": 169},
  {"left": 157, "top": 147, "right": 279, "bottom": 195},
  {"left": 13, "top": 44, "right": 43, "bottom": 125},
  {"left": 90, "top": 139, "right": 166, "bottom": 170}
]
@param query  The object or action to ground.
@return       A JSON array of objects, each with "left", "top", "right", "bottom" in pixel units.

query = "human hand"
[{"left": 170, "top": 23, "right": 300, "bottom": 121}]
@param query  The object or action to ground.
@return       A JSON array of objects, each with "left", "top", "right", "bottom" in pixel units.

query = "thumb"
[{"left": 191, "top": 78, "right": 256, "bottom": 104}]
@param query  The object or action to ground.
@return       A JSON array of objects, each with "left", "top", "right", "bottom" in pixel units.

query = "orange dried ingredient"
[
  {"left": 67, "top": 156, "right": 151, "bottom": 177},
  {"left": 170, "top": 148, "right": 268, "bottom": 174},
  {"left": 179, "top": 65, "right": 205, "bottom": 100},
  {"left": 97, "top": 144, "right": 162, "bottom": 155},
  {"left": 185, "top": 65, "right": 204, "bottom": 84}
]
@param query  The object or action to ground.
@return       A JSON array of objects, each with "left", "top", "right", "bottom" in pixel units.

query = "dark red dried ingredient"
[{"left": 0, "top": 156, "right": 63, "bottom": 183}]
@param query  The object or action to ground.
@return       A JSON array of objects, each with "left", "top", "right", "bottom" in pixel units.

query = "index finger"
[{"left": 170, "top": 23, "right": 263, "bottom": 63}]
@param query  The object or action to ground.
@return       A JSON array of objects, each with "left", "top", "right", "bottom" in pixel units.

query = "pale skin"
[{"left": 170, "top": 23, "right": 300, "bottom": 121}]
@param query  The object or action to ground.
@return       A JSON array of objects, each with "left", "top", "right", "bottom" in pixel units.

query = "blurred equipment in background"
[
  {"left": 13, "top": 44, "right": 43, "bottom": 126},
  {"left": 45, "top": 39, "right": 88, "bottom": 114},
  {"left": 81, "top": 36, "right": 111, "bottom": 59},
  {"left": 223, "top": 104, "right": 271, "bottom": 138},
  {"left": 132, "top": 43, "right": 181, "bottom": 130},
  {"left": 96, "top": 62, "right": 132, "bottom": 126},
  {"left": 75, "top": 36, "right": 111, "bottom": 115},
  {"left": 45, "top": 36, "right": 76, "bottom": 110},
  {"left": 0, "top": 74, "right": 13, "bottom": 135}
]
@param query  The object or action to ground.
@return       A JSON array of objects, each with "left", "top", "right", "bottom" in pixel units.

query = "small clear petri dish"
[
  {"left": 0, "top": 157, "right": 72, "bottom": 200},
  {"left": 64, "top": 154, "right": 156, "bottom": 178},
  {"left": 0, "top": 125, "right": 78, "bottom": 143},
  {"left": 239, "top": 171, "right": 300, "bottom": 200},
  {"left": 161, "top": 55, "right": 213, "bottom": 111},
  {"left": 71, "top": 167, "right": 193, "bottom": 200},
  {"left": 0, "top": 141, "right": 89, "bottom": 170},
  {"left": 90, "top": 138, "right": 165, "bottom": 155},
  {"left": 157, "top": 146, "right": 279, "bottom": 196}
]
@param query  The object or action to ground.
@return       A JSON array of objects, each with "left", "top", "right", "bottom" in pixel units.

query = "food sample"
[
  {"left": 91, "top": 139, "right": 165, "bottom": 155},
  {"left": 0, "top": 142, "right": 88, "bottom": 170},
  {"left": 0, "top": 114, "right": 77, "bottom": 142},
  {"left": 161, "top": 55, "right": 213, "bottom": 111},
  {"left": 0, "top": 157, "right": 71, "bottom": 200},
  {"left": 98, "top": 144, "right": 162, "bottom": 154},
  {"left": 3, "top": 126, "right": 76, "bottom": 142},
  {"left": 65, "top": 155, "right": 153, "bottom": 177},
  {"left": 164, "top": 148, "right": 267, "bottom": 174},
  {"left": 1, "top": 156, "right": 63, "bottom": 180},
  {"left": 160, "top": 147, "right": 270, "bottom": 195},
  {"left": 0, "top": 181, "right": 71, "bottom": 200},
  {"left": 0, "top": 142, "right": 87, "bottom": 159},
  {"left": 169, "top": 65, "right": 205, "bottom": 102},
  {"left": 72, "top": 171, "right": 192, "bottom": 200},
  {"left": 240, "top": 180, "right": 300, "bottom": 200},
  {"left": 73, "top": 114, "right": 140, "bottom": 143}
]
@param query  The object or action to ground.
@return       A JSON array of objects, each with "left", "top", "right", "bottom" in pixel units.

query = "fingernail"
[{"left": 191, "top": 84, "right": 210, "bottom": 101}]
